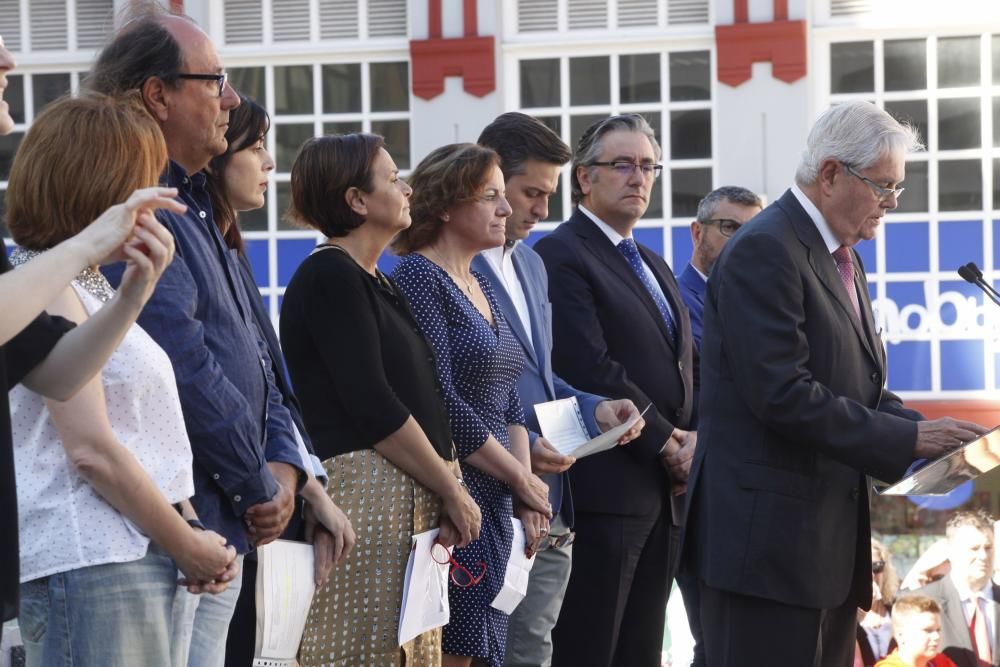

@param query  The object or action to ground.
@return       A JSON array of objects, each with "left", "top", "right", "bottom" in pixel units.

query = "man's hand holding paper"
[
  {"left": 534, "top": 397, "right": 649, "bottom": 460},
  {"left": 595, "top": 399, "right": 645, "bottom": 445}
]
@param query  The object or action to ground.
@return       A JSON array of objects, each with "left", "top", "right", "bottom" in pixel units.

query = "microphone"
[{"left": 958, "top": 262, "right": 1000, "bottom": 309}]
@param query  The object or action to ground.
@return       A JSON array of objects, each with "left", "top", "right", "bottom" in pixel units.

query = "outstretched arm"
[{"left": 0, "top": 187, "right": 183, "bottom": 346}]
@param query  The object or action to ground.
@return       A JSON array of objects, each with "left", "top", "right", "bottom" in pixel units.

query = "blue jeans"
[
  {"left": 19, "top": 544, "right": 192, "bottom": 667},
  {"left": 172, "top": 554, "right": 244, "bottom": 667}
]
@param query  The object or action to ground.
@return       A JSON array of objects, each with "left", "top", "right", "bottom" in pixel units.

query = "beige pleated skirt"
[{"left": 298, "top": 449, "right": 444, "bottom": 667}]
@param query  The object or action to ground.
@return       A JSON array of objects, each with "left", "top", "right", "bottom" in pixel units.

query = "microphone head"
[
  {"left": 958, "top": 264, "right": 978, "bottom": 284},
  {"left": 966, "top": 262, "right": 984, "bottom": 278}
]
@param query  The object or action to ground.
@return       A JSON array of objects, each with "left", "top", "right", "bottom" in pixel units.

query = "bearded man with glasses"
[{"left": 678, "top": 186, "right": 763, "bottom": 352}]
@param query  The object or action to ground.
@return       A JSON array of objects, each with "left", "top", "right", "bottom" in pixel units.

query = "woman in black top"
[{"left": 281, "top": 133, "right": 481, "bottom": 667}]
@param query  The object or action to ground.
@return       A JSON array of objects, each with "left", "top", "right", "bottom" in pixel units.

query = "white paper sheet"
[
  {"left": 490, "top": 518, "right": 536, "bottom": 615},
  {"left": 398, "top": 528, "right": 451, "bottom": 646},
  {"left": 534, "top": 399, "right": 650, "bottom": 459},
  {"left": 253, "top": 540, "right": 317, "bottom": 667}
]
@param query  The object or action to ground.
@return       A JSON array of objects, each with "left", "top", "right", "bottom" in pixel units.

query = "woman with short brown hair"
[{"left": 281, "top": 134, "right": 482, "bottom": 666}]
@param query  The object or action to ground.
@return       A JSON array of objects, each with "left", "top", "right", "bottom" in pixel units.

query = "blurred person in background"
[
  {"left": 876, "top": 595, "right": 957, "bottom": 667},
  {"left": 916, "top": 511, "right": 1000, "bottom": 667},
  {"left": 901, "top": 541, "right": 951, "bottom": 592},
  {"left": 858, "top": 539, "right": 902, "bottom": 665}
]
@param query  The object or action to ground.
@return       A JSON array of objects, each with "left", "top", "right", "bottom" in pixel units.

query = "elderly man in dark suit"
[
  {"left": 917, "top": 511, "right": 1000, "bottom": 667},
  {"left": 682, "top": 100, "right": 986, "bottom": 667},
  {"left": 535, "top": 113, "right": 696, "bottom": 667}
]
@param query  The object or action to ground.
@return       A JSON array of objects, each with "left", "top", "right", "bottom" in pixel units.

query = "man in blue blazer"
[
  {"left": 535, "top": 114, "right": 697, "bottom": 667},
  {"left": 475, "top": 113, "right": 642, "bottom": 667},
  {"left": 677, "top": 186, "right": 762, "bottom": 352}
]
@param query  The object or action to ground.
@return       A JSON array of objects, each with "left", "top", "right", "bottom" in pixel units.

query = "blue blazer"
[
  {"left": 677, "top": 263, "right": 706, "bottom": 352},
  {"left": 472, "top": 242, "right": 604, "bottom": 528}
]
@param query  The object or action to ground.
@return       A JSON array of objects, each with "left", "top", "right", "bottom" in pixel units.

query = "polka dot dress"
[{"left": 392, "top": 254, "right": 526, "bottom": 667}]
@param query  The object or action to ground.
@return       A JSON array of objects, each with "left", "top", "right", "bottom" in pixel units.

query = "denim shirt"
[{"left": 102, "top": 160, "right": 303, "bottom": 553}]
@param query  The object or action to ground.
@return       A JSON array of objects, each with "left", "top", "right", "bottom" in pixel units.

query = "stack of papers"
[{"left": 253, "top": 540, "right": 317, "bottom": 667}]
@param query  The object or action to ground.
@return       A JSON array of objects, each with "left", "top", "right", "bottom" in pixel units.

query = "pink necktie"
[
  {"left": 832, "top": 246, "right": 861, "bottom": 321},
  {"left": 969, "top": 596, "right": 992, "bottom": 666}
]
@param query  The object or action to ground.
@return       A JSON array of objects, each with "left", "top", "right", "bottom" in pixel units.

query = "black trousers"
[
  {"left": 699, "top": 581, "right": 857, "bottom": 667},
  {"left": 224, "top": 557, "right": 257, "bottom": 667},
  {"left": 676, "top": 573, "right": 706, "bottom": 667},
  {"left": 552, "top": 507, "right": 674, "bottom": 667}
]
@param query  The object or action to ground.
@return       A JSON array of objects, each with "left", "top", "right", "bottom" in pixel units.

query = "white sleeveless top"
[{"left": 11, "top": 278, "right": 194, "bottom": 582}]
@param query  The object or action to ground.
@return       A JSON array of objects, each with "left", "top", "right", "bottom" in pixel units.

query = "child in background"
[{"left": 876, "top": 595, "right": 956, "bottom": 667}]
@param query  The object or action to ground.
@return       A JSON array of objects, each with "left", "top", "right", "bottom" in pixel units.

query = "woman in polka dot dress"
[{"left": 392, "top": 144, "right": 553, "bottom": 667}]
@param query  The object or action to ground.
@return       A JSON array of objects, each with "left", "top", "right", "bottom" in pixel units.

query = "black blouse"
[
  {"left": 1, "top": 251, "right": 75, "bottom": 620},
  {"left": 279, "top": 246, "right": 454, "bottom": 462}
]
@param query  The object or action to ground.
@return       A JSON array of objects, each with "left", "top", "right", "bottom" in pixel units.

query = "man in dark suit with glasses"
[{"left": 536, "top": 113, "right": 697, "bottom": 667}]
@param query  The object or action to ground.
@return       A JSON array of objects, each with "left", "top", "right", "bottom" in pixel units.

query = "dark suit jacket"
[
  {"left": 682, "top": 189, "right": 921, "bottom": 610},
  {"left": 534, "top": 209, "right": 695, "bottom": 519},
  {"left": 677, "top": 262, "right": 707, "bottom": 352},
  {"left": 472, "top": 244, "right": 604, "bottom": 527},
  {"left": 916, "top": 576, "right": 1000, "bottom": 667}
]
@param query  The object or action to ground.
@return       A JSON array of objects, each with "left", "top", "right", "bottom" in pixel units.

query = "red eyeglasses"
[{"left": 431, "top": 541, "right": 487, "bottom": 588}]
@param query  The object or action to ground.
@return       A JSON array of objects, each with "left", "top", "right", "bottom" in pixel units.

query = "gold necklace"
[{"left": 428, "top": 248, "right": 474, "bottom": 295}]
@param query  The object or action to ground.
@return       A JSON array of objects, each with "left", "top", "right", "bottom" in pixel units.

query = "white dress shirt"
[
  {"left": 790, "top": 183, "right": 841, "bottom": 256},
  {"left": 482, "top": 243, "right": 533, "bottom": 348},
  {"left": 953, "top": 575, "right": 996, "bottom": 652},
  {"left": 12, "top": 280, "right": 194, "bottom": 582},
  {"left": 579, "top": 204, "right": 676, "bottom": 320}
]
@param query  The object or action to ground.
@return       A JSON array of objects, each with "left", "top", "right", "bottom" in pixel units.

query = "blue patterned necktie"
[{"left": 617, "top": 238, "right": 677, "bottom": 343}]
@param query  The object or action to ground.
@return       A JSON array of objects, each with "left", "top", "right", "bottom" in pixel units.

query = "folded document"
[{"left": 534, "top": 397, "right": 649, "bottom": 459}]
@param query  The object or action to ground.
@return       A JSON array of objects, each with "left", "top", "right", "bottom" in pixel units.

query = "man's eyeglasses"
[
  {"left": 535, "top": 531, "right": 576, "bottom": 552},
  {"left": 700, "top": 218, "right": 743, "bottom": 238},
  {"left": 590, "top": 161, "right": 663, "bottom": 179},
  {"left": 872, "top": 560, "right": 886, "bottom": 574},
  {"left": 843, "top": 163, "right": 904, "bottom": 203},
  {"left": 431, "top": 541, "right": 486, "bottom": 588},
  {"left": 177, "top": 72, "right": 228, "bottom": 97}
]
